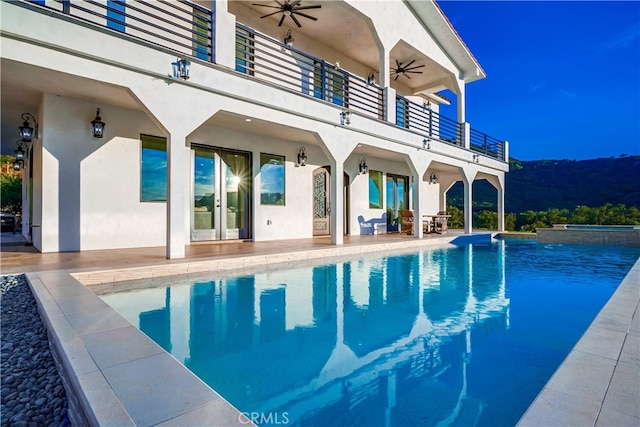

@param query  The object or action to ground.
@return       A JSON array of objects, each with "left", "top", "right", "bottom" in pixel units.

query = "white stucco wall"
[{"left": 39, "top": 94, "right": 166, "bottom": 251}]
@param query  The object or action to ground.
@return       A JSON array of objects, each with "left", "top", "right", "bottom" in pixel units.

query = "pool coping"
[
  {"left": 22, "top": 236, "right": 639, "bottom": 426},
  {"left": 517, "top": 256, "right": 640, "bottom": 426},
  {"left": 25, "top": 235, "right": 474, "bottom": 426}
]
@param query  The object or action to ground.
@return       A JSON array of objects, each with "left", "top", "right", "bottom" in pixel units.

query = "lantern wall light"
[
  {"left": 18, "top": 112, "right": 38, "bottom": 142},
  {"left": 340, "top": 108, "right": 351, "bottom": 126},
  {"left": 429, "top": 173, "right": 438, "bottom": 184},
  {"left": 359, "top": 158, "right": 369, "bottom": 174},
  {"left": 13, "top": 140, "right": 30, "bottom": 171},
  {"left": 284, "top": 29, "right": 294, "bottom": 47},
  {"left": 171, "top": 57, "right": 191, "bottom": 80},
  {"left": 422, "top": 138, "right": 430, "bottom": 150},
  {"left": 91, "top": 108, "right": 106, "bottom": 138},
  {"left": 297, "top": 146, "right": 307, "bottom": 167}
]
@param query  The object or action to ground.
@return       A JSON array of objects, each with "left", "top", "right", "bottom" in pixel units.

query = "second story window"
[
  {"left": 236, "top": 29, "right": 255, "bottom": 75},
  {"left": 193, "top": 8, "right": 209, "bottom": 60},
  {"left": 107, "top": 0, "right": 126, "bottom": 33}
]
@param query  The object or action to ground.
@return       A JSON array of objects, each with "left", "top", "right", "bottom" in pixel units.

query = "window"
[
  {"left": 260, "top": 153, "right": 285, "bottom": 205},
  {"left": 368, "top": 170, "right": 383, "bottom": 209},
  {"left": 193, "top": 8, "right": 209, "bottom": 60},
  {"left": 236, "top": 29, "right": 254, "bottom": 75},
  {"left": 107, "top": 0, "right": 126, "bottom": 33},
  {"left": 396, "top": 98, "right": 409, "bottom": 129},
  {"left": 141, "top": 135, "right": 167, "bottom": 202}
]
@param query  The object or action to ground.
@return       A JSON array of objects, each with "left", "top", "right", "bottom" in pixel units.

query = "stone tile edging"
[{"left": 25, "top": 270, "right": 250, "bottom": 426}]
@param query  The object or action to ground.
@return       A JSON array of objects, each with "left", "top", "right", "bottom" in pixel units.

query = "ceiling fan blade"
[
  {"left": 260, "top": 10, "right": 282, "bottom": 18},
  {"left": 293, "top": 10, "right": 318, "bottom": 20},
  {"left": 394, "top": 74, "right": 399, "bottom": 81},
  {"left": 404, "top": 74, "right": 411, "bottom": 79},
  {"left": 253, "top": 3, "right": 282, "bottom": 9},
  {"left": 405, "top": 70, "right": 423, "bottom": 74},
  {"left": 404, "top": 59, "right": 416, "bottom": 68},
  {"left": 296, "top": 5, "right": 322, "bottom": 10},
  {"left": 291, "top": 0, "right": 302, "bottom": 5},
  {"left": 290, "top": 13, "right": 302, "bottom": 27},
  {"left": 404, "top": 64, "right": 426, "bottom": 71},
  {"left": 395, "top": 59, "right": 401, "bottom": 69},
  {"left": 278, "top": 14, "right": 286, "bottom": 26}
]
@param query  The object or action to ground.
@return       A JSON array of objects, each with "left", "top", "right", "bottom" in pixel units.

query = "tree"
[{"left": 0, "top": 155, "right": 22, "bottom": 215}]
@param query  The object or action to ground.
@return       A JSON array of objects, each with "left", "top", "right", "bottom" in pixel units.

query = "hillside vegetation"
[{"left": 447, "top": 155, "right": 640, "bottom": 230}]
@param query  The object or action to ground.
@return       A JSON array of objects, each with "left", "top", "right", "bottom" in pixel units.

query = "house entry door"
[
  {"left": 313, "top": 167, "right": 331, "bottom": 236},
  {"left": 386, "top": 174, "right": 408, "bottom": 232},
  {"left": 191, "top": 146, "right": 251, "bottom": 241}
]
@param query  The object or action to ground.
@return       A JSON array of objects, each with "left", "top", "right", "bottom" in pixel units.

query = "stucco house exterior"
[{"left": 0, "top": 0, "right": 508, "bottom": 258}]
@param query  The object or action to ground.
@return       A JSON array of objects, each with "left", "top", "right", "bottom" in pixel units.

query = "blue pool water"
[{"left": 100, "top": 240, "right": 639, "bottom": 426}]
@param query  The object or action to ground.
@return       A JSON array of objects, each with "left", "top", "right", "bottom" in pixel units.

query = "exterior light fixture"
[
  {"left": 340, "top": 109, "right": 351, "bottom": 126},
  {"left": 13, "top": 140, "right": 30, "bottom": 171},
  {"left": 422, "top": 138, "right": 430, "bottom": 150},
  {"left": 91, "top": 108, "right": 106, "bottom": 138},
  {"left": 297, "top": 146, "right": 307, "bottom": 166},
  {"left": 423, "top": 100, "right": 431, "bottom": 109},
  {"left": 472, "top": 154, "right": 479, "bottom": 163},
  {"left": 284, "top": 29, "right": 294, "bottom": 47},
  {"left": 359, "top": 158, "right": 369, "bottom": 174},
  {"left": 18, "top": 113, "right": 38, "bottom": 142},
  {"left": 367, "top": 71, "right": 376, "bottom": 85},
  {"left": 172, "top": 57, "right": 191, "bottom": 80},
  {"left": 429, "top": 173, "right": 438, "bottom": 184}
]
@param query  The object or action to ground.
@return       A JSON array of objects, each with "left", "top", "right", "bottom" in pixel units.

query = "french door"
[
  {"left": 386, "top": 174, "right": 409, "bottom": 232},
  {"left": 191, "top": 146, "right": 251, "bottom": 241}
]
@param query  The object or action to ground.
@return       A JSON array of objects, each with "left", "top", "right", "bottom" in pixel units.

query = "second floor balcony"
[{"left": 7, "top": 0, "right": 507, "bottom": 162}]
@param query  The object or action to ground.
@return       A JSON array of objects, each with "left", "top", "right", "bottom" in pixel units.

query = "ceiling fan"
[
  {"left": 391, "top": 59, "right": 425, "bottom": 81},
  {"left": 252, "top": 0, "right": 321, "bottom": 28}
]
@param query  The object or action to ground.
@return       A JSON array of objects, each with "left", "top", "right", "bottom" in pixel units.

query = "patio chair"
[
  {"left": 434, "top": 211, "right": 449, "bottom": 233},
  {"left": 399, "top": 210, "right": 414, "bottom": 234}
]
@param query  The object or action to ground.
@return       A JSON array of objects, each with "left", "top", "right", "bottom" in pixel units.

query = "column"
[
  {"left": 166, "top": 132, "right": 190, "bottom": 258},
  {"left": 330, "top": 160, "right": 344, "bottom": 245}
]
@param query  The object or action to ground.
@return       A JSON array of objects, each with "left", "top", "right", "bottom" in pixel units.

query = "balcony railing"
[
  {"left": 470, "top": 128, "right": 505, "bottom": 160},
  {"left": 15, "top": 0, "right": 506, "bottom": 161},
  {"left": 22, "top": 0, "right": 213, "bottom": 61},
  {"left": 235, "top": 23, "right": 385, "bottom": 121},
  {"left": 395, "top": 95, "right": 463, "bottom": 147}
]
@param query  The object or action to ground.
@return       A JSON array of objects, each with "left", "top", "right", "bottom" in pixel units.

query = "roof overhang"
[{"left": 403, "top": 0, "right": 486, "bottom": 83}]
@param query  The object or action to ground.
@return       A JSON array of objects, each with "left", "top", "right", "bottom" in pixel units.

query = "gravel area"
[{"left": 1, "top": 274, "right": 70, "bottom": 426}]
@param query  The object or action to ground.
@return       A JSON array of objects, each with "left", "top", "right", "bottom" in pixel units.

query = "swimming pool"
[{"left": 99, "top": 239, "right": 640, "bottom": 426}]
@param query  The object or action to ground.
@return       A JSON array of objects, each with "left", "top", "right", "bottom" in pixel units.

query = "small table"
[{"left": 423, "top": 214, "right": 452, "bottom": 234}]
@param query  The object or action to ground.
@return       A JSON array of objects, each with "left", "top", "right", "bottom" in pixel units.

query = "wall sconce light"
[
  {"left": 172, "top": 57, "right": 191, "bottom": 80},
  {"left": 422, "top": 138, "right": 430, "bottom": 150},
  {"left": 340, "top": 108, "right": 351, "bottom": 125},
  {"left": 472, "top": 154, "right": 480, "bottom": 163},
  {"left": 423, "top": 100, "right": 431, "bottom": 109},
  {"left": 429, "top": 173, "right": 438, "bottom": 184},
  {"left": 284, "top": 29, "right": 294, "bottom": 47},
  {"left": 18, "top": 113, "right": 38, "bottom": 142},
  {"left": 297, "top": 146, "right": 307, "bottom": 166},
  {"left": 13, "top": 140, "right": 30, "bottom": 171},
  {"left": 367, "top": 70, "right": 376, "bottom": 85},
  {"left": 91, "top": 108, "right": 106, "bottom": 138},
  {"left": 359, "top": 158, "right": 369, "bottom": 174}
]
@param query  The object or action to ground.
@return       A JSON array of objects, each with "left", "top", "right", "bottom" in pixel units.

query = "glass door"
[
  {"left": 192, "top": 147, "right": 251, "bottom": 241},
  {"left": 386, "top": 174, "right": 408, "bottom": 233}
]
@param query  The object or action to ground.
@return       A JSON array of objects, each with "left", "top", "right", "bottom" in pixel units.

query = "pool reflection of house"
[
  {"left": 2, "top": 0, "right": 508, "bottom": 257},
  {"left": 104, "top": 242, "right": 510, "bottom": 425}
]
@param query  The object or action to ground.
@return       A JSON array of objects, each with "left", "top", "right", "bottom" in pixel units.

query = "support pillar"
[
  {"left": 166, "top": 132, "right": 190, "bottom": 259},
  {"left": 330, "top": 160, "right": 344, "bottom": 245}
]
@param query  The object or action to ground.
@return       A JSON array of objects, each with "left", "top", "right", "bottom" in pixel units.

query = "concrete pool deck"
[{"left": 1, "top": 233, "right": 639, "bottom": 425}]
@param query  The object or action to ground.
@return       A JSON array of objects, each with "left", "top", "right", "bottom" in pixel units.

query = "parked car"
[{"left": 1, "top": 212, "right": 16, "bottom": 233}]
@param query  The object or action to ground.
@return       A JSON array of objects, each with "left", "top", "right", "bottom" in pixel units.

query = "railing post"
[
  {"left": 385, "top": 87, "right": 396, "bottom": 125},
  {"left": 428, "top": 109, "right": 433, "bottom": 137},
  {"left": 62, "top": 0, "right": 70, "bottom": 14},
  {"left": 484, "top": 134, "right": 488, "bottom": 154},
  {"left": 320, "top": 61, "right": 327, "bottom": 101},
  {"left": 462, "top": 122, "right": 471, "bottom": 150},
  {"left": 503, "top": 140, "right": 509, "bottom": 162}
]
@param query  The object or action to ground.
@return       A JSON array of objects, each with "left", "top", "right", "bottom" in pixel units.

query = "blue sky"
[{"left": 437, "top": 1, "right": 640, "bottom": 161}]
